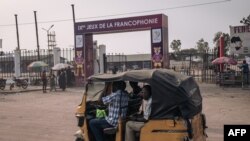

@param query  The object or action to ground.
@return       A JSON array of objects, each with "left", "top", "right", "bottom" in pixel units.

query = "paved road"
[{"left": 0, "top": 84, "right": 250, "bottom": 141}]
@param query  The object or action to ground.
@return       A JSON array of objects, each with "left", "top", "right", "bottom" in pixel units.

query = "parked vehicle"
[
  {"left": 75, "top": 69, "right": 207, "bottom": 141},
  {"left": 10, "top": 77, "right": 28, "bottom": 90},
  {"left": 0, "top": 78, "right": 7, "bottom": 90}
]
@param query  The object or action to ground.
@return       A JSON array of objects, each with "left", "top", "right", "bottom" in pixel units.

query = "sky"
[{"left": 0, "top": 0, "right": 249, "bottom": 54}]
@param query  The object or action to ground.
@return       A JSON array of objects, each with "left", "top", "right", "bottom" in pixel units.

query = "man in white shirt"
[{"left": 125, "top": 85, "right": 152, "bottom": 141}]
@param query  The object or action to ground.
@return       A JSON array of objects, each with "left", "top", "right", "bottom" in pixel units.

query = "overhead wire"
[{"left": 0, "top": 0, "right": 231, "bottom": 27}]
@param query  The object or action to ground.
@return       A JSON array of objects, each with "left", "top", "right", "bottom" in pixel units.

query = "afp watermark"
[{"left": 224, "top": 125, "right": 250, "bottom": 141}]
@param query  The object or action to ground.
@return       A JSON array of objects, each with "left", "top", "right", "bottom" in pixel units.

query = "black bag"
[{"left": 129, "top": 113, "right": 147, "bottom": 122}]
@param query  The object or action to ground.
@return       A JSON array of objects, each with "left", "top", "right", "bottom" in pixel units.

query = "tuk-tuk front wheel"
[{"left": 183, "top": 136, "right": 190, "bottom": 141}]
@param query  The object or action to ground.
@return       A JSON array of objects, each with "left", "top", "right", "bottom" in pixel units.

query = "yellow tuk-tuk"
[{"left": 75, "top": 69, "right": 207, "bottom": 141}]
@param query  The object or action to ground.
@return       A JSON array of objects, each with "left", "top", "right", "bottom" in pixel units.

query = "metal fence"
[
  {"left": 172, "top": 50, "right": 245, "bottom": 83},
  {"left": 104, "top": 50, "right": 247, "bottom": 84},
  {"left": 0, "top": 51, "right": 13, "bottom": 77},
  {"left": 1, "top": 48, "right": 248, "bottom": 85},
  {"left": 0, "top": 48, "right": 75, "bottom": 84}
]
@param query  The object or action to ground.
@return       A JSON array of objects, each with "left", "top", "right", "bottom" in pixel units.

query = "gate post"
[
  {"left": 53, "top": 47, "right": 61, "bottom": 65},
  {"left": 14, "top": 49, "right": 21, "bottom": 77},
  {"left": 99, "top": 45, "right": 106, "bottom": 74},
  {"left": 93, "top": 41, "right": 99, "bottom": 74}
]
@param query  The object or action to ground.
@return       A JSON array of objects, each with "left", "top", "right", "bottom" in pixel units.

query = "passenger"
[
  {"left": 129, "top": 81, "right": 142, "bottom": 98},
  {"left": 125, "top": 85, "right": 152, "bottom": 141},
  {"left": 128, "top": 81, "right": 143, "bottom": 115},
  {"left": 89, "top": 81, "right": 129, "bottom": 141}
]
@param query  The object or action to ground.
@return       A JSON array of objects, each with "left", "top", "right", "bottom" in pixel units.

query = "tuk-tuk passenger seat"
[{"left": 103, "top": 127, "right": 117, "bottom": 135}]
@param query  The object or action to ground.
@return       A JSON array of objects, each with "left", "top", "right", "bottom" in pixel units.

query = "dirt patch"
[
  {"left": 0, "top": 84, "right": 250, "bottom": 141},
  {"left": 199, "top": 83, "right": 250, "bottom": 141}
]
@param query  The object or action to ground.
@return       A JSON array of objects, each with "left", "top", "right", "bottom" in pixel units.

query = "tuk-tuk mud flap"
[{"left": 152, "top": 129, "right": 188, "bottom": 133}]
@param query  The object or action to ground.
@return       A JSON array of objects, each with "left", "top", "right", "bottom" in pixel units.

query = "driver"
[{"left": 89, "top": 81, "right": 129, "bottom": 141}]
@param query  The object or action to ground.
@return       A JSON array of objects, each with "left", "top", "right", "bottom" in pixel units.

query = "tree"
[
  {"left": 170, "top": 39, "right": 181, "bottom": 54},
  {"left": 213, "top": 32, "right": 230, "bottom": 54},
  {"left": 174, "top": 48, "right": 198, "bottom": 61},
  {"left": 240, "top": 14, "right": 250, "bottom": 25},
  {"left": 196, "top": 38, "right": 209, "bottom": 53},
  {"left": 180, "top": 48, "right": 198, "bottom": 54}
]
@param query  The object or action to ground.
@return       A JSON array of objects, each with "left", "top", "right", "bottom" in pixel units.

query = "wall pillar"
[
  {"left": 93, "top": 41, "right": 99, "bottom": 74},
  {"left": 14, "top": 49, "right": 21, "bottom": 77},
  {"left": 53, "top": 47, "right": 61, "bottom": 65},
  {"left": 99, "top": 45, "right": 106, "bottom": 74}
]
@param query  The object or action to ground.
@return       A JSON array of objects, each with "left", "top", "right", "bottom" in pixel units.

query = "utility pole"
[
  {"left": 14, "top": 14, "right": 20, "bottom": 50},
  {"left": 14, "top": 14, "right": 21, "bottom": 78},
  {"left": 71, "top": 4, "right": 76, "bottom": 49},
  {"left": 34, "top": 11, "right": 40, "bottom": 61}
]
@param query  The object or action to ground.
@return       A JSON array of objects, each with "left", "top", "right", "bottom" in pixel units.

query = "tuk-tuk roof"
[
  {"left": 89, "top": 69, "right": 188, "bottom": 83},
  {"left": 89, "top": 69, "right": 202, "bottom": 119}
]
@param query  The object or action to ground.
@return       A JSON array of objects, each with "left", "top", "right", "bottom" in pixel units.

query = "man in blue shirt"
[{"left": 89, "top": 81, "right": 129, "bottom": 141}]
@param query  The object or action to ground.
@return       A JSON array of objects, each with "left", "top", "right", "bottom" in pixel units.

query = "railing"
[{"left": 0, "top": 48, "right": 75, "bottom": 85}]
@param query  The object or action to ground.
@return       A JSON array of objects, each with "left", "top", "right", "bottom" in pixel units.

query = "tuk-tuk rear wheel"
[{"left": 75, "top": 137, "right": 84, "bottom": 141}]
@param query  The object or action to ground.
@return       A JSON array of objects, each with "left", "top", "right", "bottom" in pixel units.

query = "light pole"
[
  {"left": 42, "top": 25, "right": 54, "bottom": 68},
  {"left": 42, "top": 24, "right": 54, "bottom": 50}
]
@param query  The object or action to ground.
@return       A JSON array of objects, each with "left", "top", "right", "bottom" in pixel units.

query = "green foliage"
[
  {"left": 170, "top": 39, "right": 181, "bottom": 53},
  {"left": 173, "top": 48, "right": 198, "bottom": 61},
  {"left": 213, "top": 32, "right": 230, "bottom": 54},
  {"left": 240, "top": 14, "right": 250, "bottom": 25},
  {"left": 180, "top": 48, "right": 198, "bottom": 54},
  {"left": 196, "top": 38, "right": 209, "bottom": 53}
]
